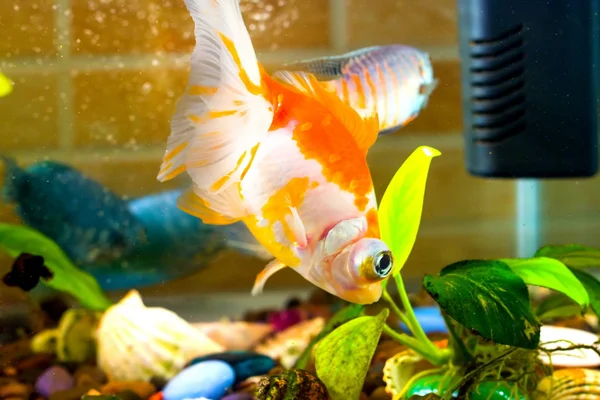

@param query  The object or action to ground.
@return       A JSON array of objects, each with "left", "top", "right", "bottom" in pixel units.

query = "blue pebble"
[
  {"left": 399, "top": 306, "right": 448, "bottom": 334},
  {"left": 188, "top": 351, "right": 275, "bottom": 384},
  {"left": 163, "top": 360, "right": 235, "bottom": 400}
]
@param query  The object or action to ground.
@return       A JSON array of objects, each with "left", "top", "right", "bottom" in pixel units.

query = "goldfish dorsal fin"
[{"left": 273, "top": 70, "right": 379, "bottom": 152}]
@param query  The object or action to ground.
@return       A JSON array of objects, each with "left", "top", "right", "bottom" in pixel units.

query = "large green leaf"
[
  {"left": 568, "top": 267, "right": 600, "bottom": 318},
  {"left": 294, "top": 303, "right": 364, "bottom": 369},
  {"left": 315, "top": 308, "right": 389, "bottom": 400},
  {"left": 499, "top": 257, "right": 589, "bottom": 308},
  {"left": 0, "top": 223, "right": 112, "bottom": 311},
  {"left": 0, "top": 71, "right": 12, "bottom": 97},
  {"left": 423, "top": 260, "right": 540, "bottom": 349},
  {"left": 378, "top": 146, "right": 440, "bottom": 288},
  {"left": 534, "top": 244, "right": 600, "bottom": 268},
  {"left": 535, "top": 293, "right": 581, "bottom": 322}
]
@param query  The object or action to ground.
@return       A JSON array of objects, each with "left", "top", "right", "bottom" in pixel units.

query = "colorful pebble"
[
  {"left": 34, "top": 366, "right": 75, "bottom": 397},
  {"left": 162, "top": 360, "right": 235, "bottom": 400},
  {"left": 187, "top": 351, "right": 275, "bottom": 384}
]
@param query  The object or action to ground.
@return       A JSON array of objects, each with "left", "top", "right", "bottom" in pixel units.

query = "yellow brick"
[
  {"left": 72, "top": 68, "right": 188, "bottom": 147},
  {"left": 543, "top": 177, "right": 600, "bottom": 219},
  {"left": 347, "top": 0, "right": 458, "bottom": 48},
  {"left": 0, "top": 72, "right": 60, "bottom": 150},
  {"left": 0, "top": 0, "right": 57, "bottom": 58},
  {"left": 71, "top": 0, "right": 330, "bottom": 55}
]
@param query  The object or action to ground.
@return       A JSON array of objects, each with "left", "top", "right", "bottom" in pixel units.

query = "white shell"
[
  {"left": 538, "top": 325, "right": 600, "bottom": 368},
  {"left": 535, "top": 368, "right": 600, "bottom": 399},
  {"left": 192, "top": 320, "right": 273, "bottom": 350},
  {"left": 96, "top": 290, "right": 224, "bottom": 382}
]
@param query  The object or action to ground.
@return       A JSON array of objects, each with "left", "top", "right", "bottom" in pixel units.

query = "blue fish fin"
[
  {"left": 0, "top": 155, "right": 26, "bottom": 203},
  {"left": 221, "top": 222, "right": 272, "bottom": 260}
]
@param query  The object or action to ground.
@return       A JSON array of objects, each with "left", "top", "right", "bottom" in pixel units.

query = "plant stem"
[
  {"left": 383, "top": 324, "right": 452, "bottom": 366},
  {"left": 383, "top": 290, "right": 410, "bottom": 326},
  {"left": 393, "top": 274, "right": 441, "bottom": 353}
]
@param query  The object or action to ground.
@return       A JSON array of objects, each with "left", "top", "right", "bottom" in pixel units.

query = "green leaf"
[
  {"left": 499, "top": 257, "right": 589, "bottom": 308},
  {"left": 0, "top": 72, "right": 12, "bottom": 97},
  {"left": 378, "top": 146, "right": 440, "bottom": 288},
  {"left": 535, "top": 293, "right": 582, "bottom": 322},
  {"left": 423, "top": 259, "right": 540, "bottom": 349},
  {"left": 294, "top": 303, "right": 365, "bottom": 369},
  {"left": 0, "top": 223, "right": 112, "bottom": 311},
  {"left": 534, "top": 244, "right": 600, "bottom": 268},
  {"left": 315, "top": 308, "right": 389, "bottom": 400},
  {"left": 568, "top": 267, "right": 600, "bottom": 318}
]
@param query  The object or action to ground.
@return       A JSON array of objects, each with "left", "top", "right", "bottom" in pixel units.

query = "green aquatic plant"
[
  {"left": 0, "top": 71, "right": 13, "bottom": 97},
  {"left": 312, "top": 146, "right": 600, "bottom": 400},
  {"left": 0, "top": 223, "right": 113, "bottom": 311}
]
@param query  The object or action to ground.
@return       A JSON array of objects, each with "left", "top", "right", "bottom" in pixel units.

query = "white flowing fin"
[
  {"left": 251, "top": 259, "right": 288, "bottom": 296},
  {"left": 157, "top": 0, "right": 274, "bottom": 221}
]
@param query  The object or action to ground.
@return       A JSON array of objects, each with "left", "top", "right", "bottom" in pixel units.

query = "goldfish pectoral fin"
[
  {"left": 272, "top": 70, "right": 379, "bottom": 152},
  {"left": 157, "top": 0, "right": 275, "bottom": 192},
  {"left": 177, "top": 187, "right": 242, "bottom": 225},
  {"left": 284, "top": 207, "right": 308, "bottom": 249},
  {"left": 251, "top": 259, "right": 288, "bottom": 296}
]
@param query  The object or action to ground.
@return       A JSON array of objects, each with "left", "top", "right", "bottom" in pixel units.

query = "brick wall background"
[{"left": 0, "top": 0, "right": 598, "bottom": 298}]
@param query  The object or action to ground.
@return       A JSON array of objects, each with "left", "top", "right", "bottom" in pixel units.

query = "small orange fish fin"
[
  {"left": 177, "top": 186, "right": 244, "bottom": 225},
  {"left": 157, "top": 0, "right": 274, "bottom": 194},
  {"left": 251, "top": 258, "right": 288, "bottom": 296},
  {"left": 273, "top": 70, "right": 379, "bottom": 152}
]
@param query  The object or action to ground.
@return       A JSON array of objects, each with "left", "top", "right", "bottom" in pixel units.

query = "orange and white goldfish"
[
  {"left": 156, "top": 0, "right": 394, "bottom": 304},
  {"left": 281, "top": 45, "right": 438, "bottom": 134}
]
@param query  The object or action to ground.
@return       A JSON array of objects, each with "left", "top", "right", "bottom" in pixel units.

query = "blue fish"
[
  {"left": 0, "top": 158, "right": 269, "bottom": 291},
  {"left": 1, "top": 157, "right": 148, "bottom": 265}
]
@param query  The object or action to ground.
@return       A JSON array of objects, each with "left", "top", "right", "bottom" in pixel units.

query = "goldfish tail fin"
[
  {"left": 221, "top": 222, "right": 273, "bottom": 260},
  {"left": 0, "top": 155, "right": 26, "bottom": 203},
  {"left": 157, "top": 0, "right": 274, "bottom": 222}
]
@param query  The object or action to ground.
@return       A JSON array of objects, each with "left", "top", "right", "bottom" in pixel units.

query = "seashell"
[
  {"left": 255, "top": 368, "right": 330, "bottom": 400},
  {"left": 383, "top": 340, "right": 448, "bottom": 400},
  {"left": 191, "top": 320, "right": 273, "bottom": 350},
  {"left": 538, "top": 325, "right": 600, "bottom": 368},
  {"left": 96, "top": 290, "right": 224, "bottom": 382},
  {"left": 535, "top": 368, "right": 600, "bottom": 399},
  {"left": 254, "top": 317, "right": 324, "bottom": 369}
]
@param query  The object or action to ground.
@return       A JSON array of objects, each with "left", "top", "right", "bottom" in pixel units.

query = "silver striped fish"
[{"left": 275, "top": 45, "right": 438, "bottom": 135}]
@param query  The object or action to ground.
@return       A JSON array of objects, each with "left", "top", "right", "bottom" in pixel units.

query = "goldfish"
[
  {"left": 1, "top": 158, "right": 269, "bottom": 291},
  {"left": 157, "top": 0, "right": 394, "bottom": 304},
  {"left": 281, "top": 45, "right": 438, "bottom": 134}
]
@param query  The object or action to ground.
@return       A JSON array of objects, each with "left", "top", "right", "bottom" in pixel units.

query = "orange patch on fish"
[
  {"left": 263, "top": 75, "right": 375, "bottom": 212},
  {"left": 210, "top": 150, "right": 249, "bottom": 192},
  {"left": 261, "top": 176, "right": 311, "bottom": 239},
  {"left": 189, "top": 85, "right": 217, "bottom": 96},
  {"left": 219, "top": 33, "right": 264, "bottom": 97},
  {"left": 364, "top": 208, "right": 380, "bottom": 238}
]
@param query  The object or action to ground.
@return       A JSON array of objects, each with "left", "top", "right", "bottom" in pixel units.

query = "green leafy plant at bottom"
[
  {"left": 0, "top": 223, "right": 113, "bottom": 311},
  {"left": 309, "top": 146, "right": 600, "bottom": 399}
]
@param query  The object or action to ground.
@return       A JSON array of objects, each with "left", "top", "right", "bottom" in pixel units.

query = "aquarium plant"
[
  {"left": 0, "top": 71, "right": 12, "bottom": 97},
  {"left": 308, "top": 146, "right": 600, "bottom": 400},
  {"left": 0, "top": 223, "right": 112, "bottom": 311}
]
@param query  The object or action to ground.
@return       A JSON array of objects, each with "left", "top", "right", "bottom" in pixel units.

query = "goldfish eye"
[{"left": 374, "top": 251, "right": 393, "bottom": 278}]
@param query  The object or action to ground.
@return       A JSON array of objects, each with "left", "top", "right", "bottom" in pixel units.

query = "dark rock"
[
  {"left": 255, "top": 369, "right": 330, "bottom": 400},
  {"left": 73, "top": 366, "right": 107, "bottom": 388}
]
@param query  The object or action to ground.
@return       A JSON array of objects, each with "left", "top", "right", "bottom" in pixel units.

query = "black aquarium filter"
[{"left": 457, "top": 0, "right": 600, "bottom": 178}]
